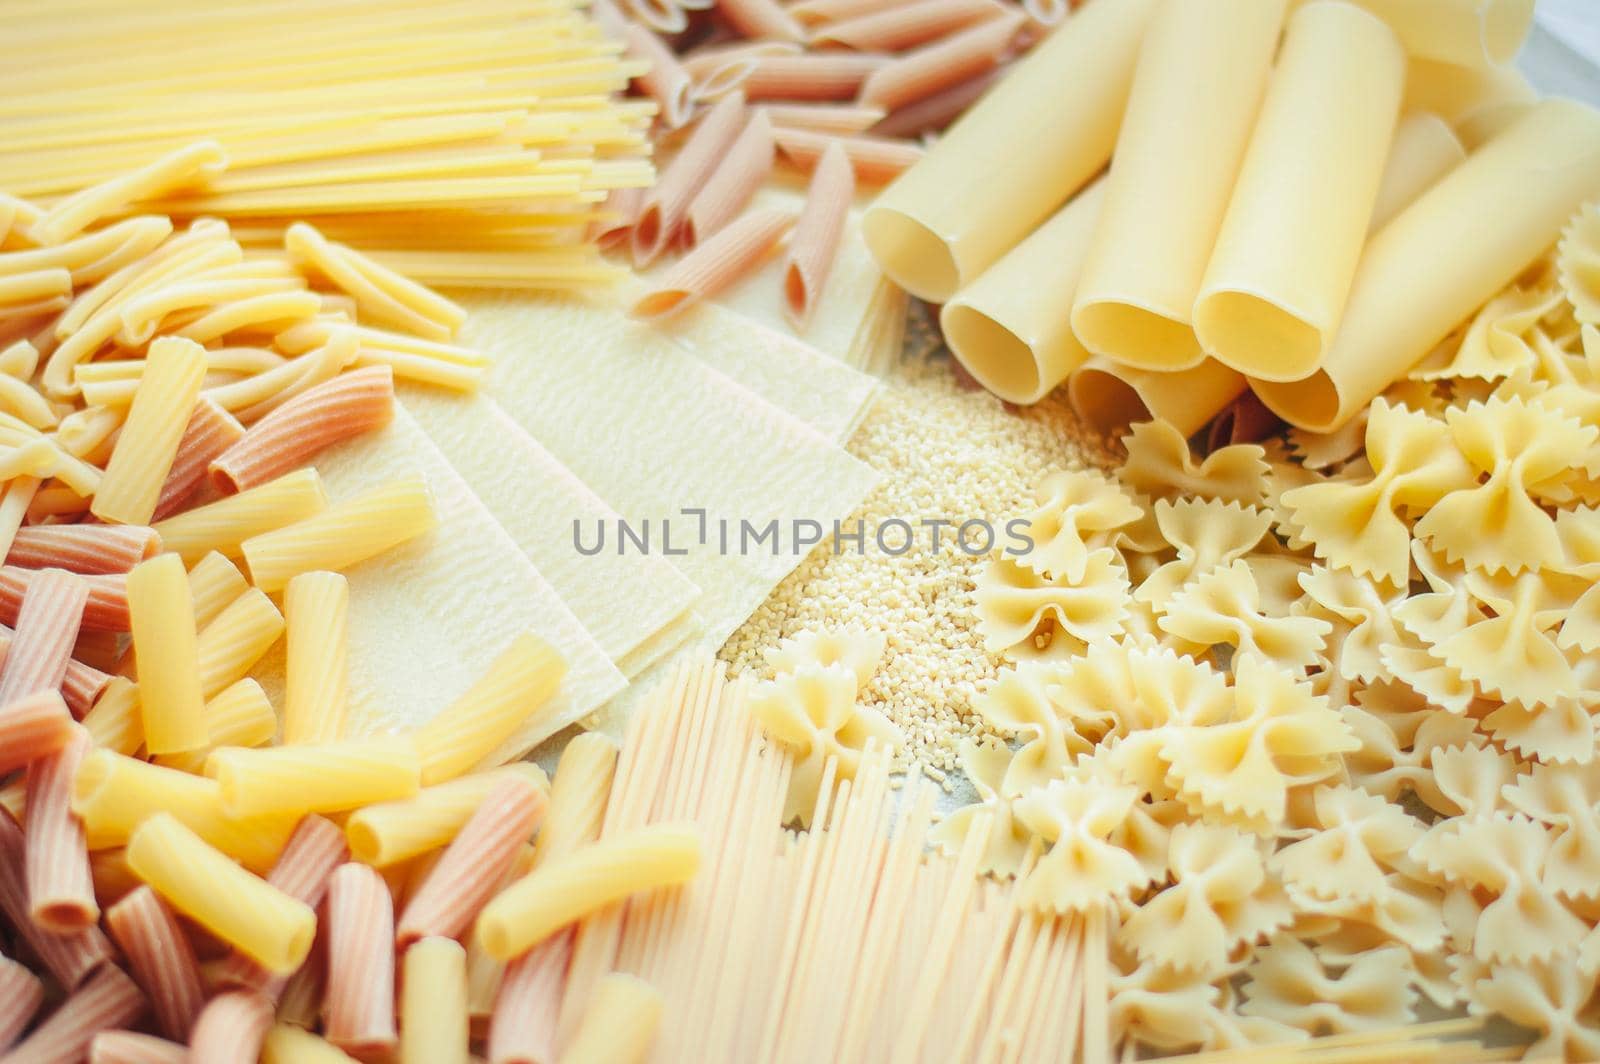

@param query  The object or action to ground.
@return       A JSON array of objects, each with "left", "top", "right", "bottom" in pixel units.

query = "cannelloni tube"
[
  {"left": 1368, "top": 113, "right": 1465, "bottom": 232},
  {"left": 1067, "top": 357, "right": 1248, "bottom": 438},
  {"left": 1344, "top": 0, "right": 1533, "bottom": 67}
]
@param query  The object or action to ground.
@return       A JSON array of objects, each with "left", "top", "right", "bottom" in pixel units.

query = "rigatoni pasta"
[
  {"left": 24, "top": 723, "right": 97, "bottom": 933},
  {"left": 126, "top": 552, "right": 208, "bottom": 756},
  {"left": 90, "top": 335, "right": 208, "bottom": 525},
  {"left": 0, "top": 565, "right": 88, "bottom": 705},
  {"left": 344, "top": 763, "right": 548, "bottom": 868},
  {"left": 1, "top": 963, "right": 147, "bottom": 1064},
  {"left": 206, "top": 737, "right": 421, "bottom": 818},
  {"left": 152, "top": 398, "right": 246, "bottom": 521},
  {"left": 0, "top": 952, "right": 44, "bottom": 1054},
  {"left": 559, "top": 973, "right": 665, "bottom": 1064},
  {"left": 281, "top": 570, "right": 350, "bottom": 744},
  {"left": 240, "top": 474, "right": 435, "bottom": 593},
  {"left": 194, "top": 588, "right": 284, "bottom": 698},
  {"left": 186, "top": 991, "right": 275, "bottom": 1064},
  {"left": 323, "top": 863, "right": 398, "bottom": 1058},
  {"left": 155, "top": 679, "right": 278, "bottom": 775},
  {"left": 152, "top": 467, "right": 328, "bottom": 564},
  {"left": 400, "top": 937, "right": 470, "bottom": 1064},
  {"left": 4, "top": 523, "right": 160, "bottom": 575},
  {"left": 185, "top": 551, "right": 250, "bottom": 629},
  {"left": 104, "top": 886, "right": 207, "bottom": 1041},
  {"left": 0, "top": 689, "right": 74, "bottom": 775}
]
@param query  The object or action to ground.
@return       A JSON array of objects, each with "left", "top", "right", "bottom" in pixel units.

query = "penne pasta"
[
  {"left": 89, "top": 1031, "right": 188, "bottom": 1064},
  {"left": 0, "top": 953, "right": 45, "bottom": 1055},
  {"left": 856, "top": 12, "right": 1021, "bottom": 112},
  {"left": 401, "top": 937, "right": 470, "bottom": 1064},
  {"left": 151, "top": 398, "right": 246, "bottom": 522},
  {"left": 240, "top": 474, "right": 435, "bottom": 593},
  {"left": 718, "top": 0, "right": 807, "bottom": 41},
  {"left": 188, "top": 990, "right": 275, "bottom": 1064},
  {"left": 5, "top": 524, "right": 161, "bottom": 575},
  {"left": 787, "top": 0, "right": 904, "bottom": 24},
  {"left": 813, "top": 0, "right": 1006, "bottom": 50},
  {"left": 596, "top": 0, "right": 693, "bottom": 129},
  {"left": 633, "top": 94, "right": 748, "bottom": 265},
  {"left": 324, "top": 862, "right": 399, "bottom": 1058},
  {"left": 684, "top": 41, "right": 801, "bottom": 98},
  {"left": 0, "top": 566, "right": 88, "bottom": 706},
  {"left": 0, "top": 809, "right": 113, "bottom": 989},
  {"left": 776, "top": 122, "right": 925, "bottom": 191},
  {"left": 207, "top": 737, "right": 421, "bottom": 818},
  {"left": 286, "top": 222, "right": 465, "bottom": 341},
  {"left": 487, "top": 930, "right": 571, "bottom": 1064},
  {"left": 104, "top": 886, "right": 207, "bottom": 1041},
  {"left": 281, "top": 570, "right": 349, "bottom": 744},
  {"left": 783, "top": 139, "right": 855, "bottom": 330},
  {"left": 31, "top": 141, "right": 226, "bottom": 245},
  {"left": 2, "top": 963, "right": 147, "bottom": 1064},
  {"left": 186, "top": 550, "right": 249, "bottom": 629},
  {"left": 260, "top": 1025, "right": 363, "bottom": 1064},
  {"left": 25, "top": 723, "right": 97, "bottom": 933},
  {"left": 632, "top": 207, "right": 795, "bottom": 320},
  {"left": 686, "top": 110, "right": 776, "bottom": 246},
  {"left": 195, "top": 587, "right": 284, "bottom": 698},
  {"left": 127, "top": 552, "right": 207, "bottom": 755},
  {"left": 155, "top": 678, "right": 277, "bottom": 775},
  {"left": 126, "top": 812, "right": 316, "bottom": 976},
  {"left": 743, "top": 53, "right": 888, "bottom": 102},
  {"left": 91, "top": 335, "right": 209, "bottom": 526},
  {"left": 596, "top": 186, "right": 646, "bottom": 251},
  {"left": 79, "top": 678, "right": 143, "bottom": 756},
  {"left": 758, "top": 103, "right": 887, "bottom": 135},
  {"left": 59, "top": 653, "right": 112, "bottom": 718},
  {"left": 560, "top": 972, "right": 665, "bottom": 1064},
  {"left": 0, "top": 689, "right": 73, "bottom": 774},
  {"left": 152, "top": 466, "right": 328, "bottom": 564}
]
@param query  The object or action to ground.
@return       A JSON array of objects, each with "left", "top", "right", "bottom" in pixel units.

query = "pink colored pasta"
[
  {"left": 596, "top": 188, "right": 646, "bottom": 251},
  {"left": 324, "top": 862, "right": 398, "bottom": 1058},
  {"left": 716, "top": 0, "right": 807, "bottom": 43},
  {"left": 60, "top": 655, "right": 112, "bottom": 718},
  {"left": 273, "top": 932, "right": 328, "bottom": 1030},
  {"left": 870, "top": 68, "right": 998, "bottom": 138},
  {"left": 774, "top": 127, "right": 925, "bottom": 184},
  {"left": 0, "top": 567, "right": 127, "bottom": 633},
  {"left": 633, "top": 94, "right": 748, "bottom": 265},
  {"left": 25, "top": 723, "right": 97, "bottom": 933},
  {"left": 3, "top": 963, "right": 145, "bottom": 1064},
  {"left": 88, "top": 1031, "right": 186, "bottom": 1064},
  {"left": 0, "top": 951, "right": 45, "bottom": 1053},
  {"left": 790, "top": 0, "right": 913, "bottom": 27},
  {"left": 209, "top": 365, "right": 394, "bottom": 494},
  {"left": 783, "top": 139, "right": 855, "bottom": 329},
  {"left": 397, "top": 775, "right": 547, "bottom": 948},
  {"left": 151, "top": 398, "right": 245, "bottom": 521},
  {"left": 0, "top": 809, "right": 111, "bottom": 988},
  {"left": 104, "top": 886, "right": 206, "bottom": 1041},
  {"left": 488, "top": 930, "right": 573, "bottom": 1064},
  {"left": 813, "top": 0, "right": 1007, "bottom": 51},
  {"left": 756, "top": 103, "right": 887, "bottom": 134},
  {"left": 684, "top": 42, "right": 800, "bottom": 101},
  {"left": 597, "top": 0, "right": 693, "bottom": 129},
  {"left": 743, "top": 53, "right": 888, "bottom": 101},
  {"left": 0, "top": 566, "right": 88, "bottom": 706},
  {"left": 632, "top": 208, "right": 795, "bottom": 320},
  {"left": 857, "top": 13, "right": 1021, "bottom": 111},
  {"left": 5, "top": 524, "right": 162, "bottom": 575},
  {"left": 686, "top": 110, "right": 776, "bottom": 246},
  {"left": 186, "top": 990, "right": 274, "bottom": 1064},
  {"left": 0, "top": 689, "right": 73, "bottom": 775}
]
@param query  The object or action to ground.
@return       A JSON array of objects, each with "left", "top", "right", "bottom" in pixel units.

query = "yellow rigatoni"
[
  {"left": 126, "top": 812, "right": 314, "bottom": 976},
  {"left": 400, "top": 937, "right": 469, "bottom": 1064},
  {"left": 91, "top": 336, "right": 208, "bottom": 525},
  {"left": 153, "top": 467, "right": 328, "bottom": 564},
  {"left": 157, "top": 679, "right": 278, "bottom": 774},
  {"left": 345, "top": 763, "right": 549, "bottom": 868},
  {"left": 195, "top": 588, "right": 284, "bottom": 698},
  {"left": 206, "top": 737, "right": 421, "bottom": 818},
  {"left": 79, "top": 678, "right": 143, "bottom": 757},
  {"left": 262, "top": 1024, "right": 364, "bottom": 1064},
  {"left": 187, "top": 551, "right": 251, "bottom": 629},
  {"left": 531, "top": 732, "right": 618, "bottom": 869},
  {"left": 561, "top": 973, "right": 665, "bottom": 1064},
  {"left": 240, "top": 475, "right": 435, "bottom": 593},
  {"left": 410, "top": 632, "right": 567, "bottom": 786},
  {"left": 127, "top": 552, "right": 207, "bottom": 756},
  {"left": 282, "top": 571, "right": 349, "bottom": 744}
]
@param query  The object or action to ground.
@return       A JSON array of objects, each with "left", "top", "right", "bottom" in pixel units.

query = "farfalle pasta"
[
  {"left": 1412, "top": 284, "right": 1563, "bottom": 382},
  {"left": 1238, "top": 935, "right": 1418, "bottom": 1035},
  {"left": 1159, "top": 560, "right": 1332, "bottom": 676},
  {"left": 762, "top": 626, "right": 886, "bottom": 687},
  {"left": 973, "top": 549, "right": 1130, "bottom": 660},
  {"left": 1013, "top": 777, "right": 1146, "bottom": 914},
  {"left": 928, "top": 739, "right": 1036, "bottom": 878},
  {"left": 1464, "top": 958, "right": 1600, "bottom": 1063},
  {"left": 1013, "top": 468, "right": 1143, "bottom": 583},
  {"left": 1294, "top": 565, "right": 1404, "bottom": 683},
  {"left": 1501, "top": 760, "right": 1600, "bottom": 900},
  {"left": 1118, "top": 419, "right": 1270, "bottom": 508},
  {"left": 1558, "top": 201, "right": 1600, "bottom": 326},
  {"left": 971, "top": 662, "right": 1090, "bottom": 795},
  {"left": 1270, "top": 786, "right": 1423, "bottom": 907},
  {"left": 1134, "top": 498, "right": 1272, "bottom": 610}
]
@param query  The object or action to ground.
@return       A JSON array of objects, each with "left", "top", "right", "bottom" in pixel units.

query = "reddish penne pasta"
[
  {"left": 617, "top": 0, "right": 687, "bottom": 34},
  {"left": 487, "top": 930, "right": 573, "bottom": 1064},
  {"left": 814, "top": 0, "right": 1005, "bottom": 50},
  {"left": 396, "top": 775, "right": 547, "bottom": 948},
  {"left": 756, "top": 102, "right": 887, "bottom": 134},
  {"left": 187, "top": 990, "right": 274, "bottom": 1064},
  {"left": 324, "top": 862, "right": 398, "bottom": 1058},
  {"left": 596, "top": 187, "right": 646, "bottom": 251},
  {"left": 633, "top": 94, "right": 748, "bottom": 265},
  {"left": 5, "top": 524, "right": 162, "bottom": 576},
  {"left": 208, "top": 365, "right": 393, "bottom": 495},
  {"left": 857, "top": 13, "right": 1021, "bottom": 111},
  {"left": 774, "top": 127, "right": 925, "bottom": 184},
  {"left": 1020, "top": 0, "right": 1066, "bottom": 27},
  {"left": 632, "top": 208, "right": 795, "bottom": 320},
  {"left": 273, "top": 935, "right": 327, "bottom": 1031},
  {"left": 717, "top": 0, "right": 807, "bottom": 42},
  {"left": 0, "top": 689, "right": 73, "bottom": 775},
  {"left": 89, "top": 1031, "right": 187, "bottom": 1064},
  {"left": 0, "top": 952, "right": 45, "bottom": 1054},
  {"left": 788, "top": 0, "right": 905, "bottom": 24},
  {"left": 686, "top": 111, "right": 776, "bottom": 246},
  {"left": 3, "top": 963, "right": 145, "bottom": 1064},
  {"left": 783, "top": 139, "right": 856, "bottom": 329},
  {"left": 0, "top": 567, "right": 127, "bottom": 633},
  {"left": 60, "top": 655, "right": 112, "bottom": 718},
  {"left": 743, "top": 54, "right": 889, "bottom": 101},
  {"left": 0, "top": 567, "right": 88, "bottom": 705},
  {"left": 870, "top": 68, "right": 998, "bottom": 137},
  {"left": 681, "top": 41, "right": 801, "bottom": 82},
  {"left": 104, "top": 887, "right": 206, "bottom": 1042},
  {"left": 0, "top": 809, "right": 111, "bottom": 988},
  {"left": 25, "top": 724, "right": 97, "bottom": 933},
  {"left": 608, "top": 5, "right": 694, "bottom": 129},
  {"left": 151, "top": 398, "right": 245, "bottom": 522}
]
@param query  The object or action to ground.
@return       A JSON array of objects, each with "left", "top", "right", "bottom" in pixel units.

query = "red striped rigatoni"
[
  {"left": 209, "top": 365, "right": 394, "bottom": 494},
  {"left": 3, "top": 963, "right": 146, "bottom": 1064},
  {"left": 0, "top": 628, "right": 112, "bottom": 717},
  {"left": 0, "top": 689, "right": 73, "bottom": 774},
  {"left": 0, "top": 567, "right": 128, "bottom": 633},
  {"left": 0, "top": 951, "right": 45, "bottom": 1053},
  {"left": 187, "top": 990, "right": 274, "bottom": 1064},
  {"left": 88, "top": 1031, "right": 187, "bottom": 1064},
  {"left": 5, "top": 524, "right": 161, "bottom": 575},
  {"left": 324, "top": 862, "right": 398, "bottom": 1058},
  {"left": 0, "top": 809, "right": 111, "bottom": 988},
  {"left": 104, "top": 886, "right": 206, "bottom": 1041},
  {"left": 488, "top": 929, "right": 573, "bottom": 1064},
  {"left": 783, "top": 139, "right": 855, "bottom": 329},
  {"left": 397, "top": 775, "right": 547, "bottom": 948},
  {"left": 0, "top": 566, "right": 88, "bottom": 705},
  {"left": 26, "top": 723, "right": 97, "bottom": 933},
  {"left": 151, "top": 398, "right": 245, "bottom": 521}
]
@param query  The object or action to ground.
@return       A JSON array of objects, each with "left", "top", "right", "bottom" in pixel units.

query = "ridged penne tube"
[
  {"left": 411, "top": 631, "right": 567, "bottom": 786},
  {"left": 1348, "top": 0, "right": 1533, "bottom": 66},
  {"left": 398, "top": 775, "right": 547, "bottom": 947},
  {"left": 104, "top": 886, "right": 206, "bottom": 1041},
  {"left": 286, "top": 222, "right": 464, "bottom": 341},
  {"left": 716, "top": 0, "right": 806, "bottom": 41},
  {"left": 209, "top": 365, "right": 395, "bottom": 494},
  {"left": 487, "top": 931, "right": 570, "bottom": 1064},
  {"left": 611, "top": 10, "right": 693, "bottom": 129},
  {"left": 942, "top": 177, "right": 1105, "bottom": 404},
  {"left": 532, "top": 732, "right": 619, "bottom": 867},
  {"left": 25, "top": 724, "right": 97, "bottom": 932},
  {"left": 783, "top": 140, "right": 855, "bottom": 330},
  {"left": 1369, "top": 112, "right": 1466, "bottom": 233},
  {"left": 686, "top": 42, "right": 801, "bottom": 100},
  {"left": 90, "top": 1031, "right": 188, "bottom": 1064},
  {"left": 0, "top": 567, "right": 125, "bottom": 633},
  {"left": 188, "top": 990, "right": 275, "bottom": 1064},
  {"left": 0, "top": 689, "right": 73, "bottom": 774},
  {"left": 207, "top": 737, "right": 421, "bottom": 818},
  {"left": 631, "top": 208, "right": 795, "bottom": 320},
  {"left": 153, "top": 467, "right": 328, "bottom": 564},
  {"left": 757, "top": 103, "right": 887, "bottom": 134},
  {"left": 126, "top": 812, "right": 316, "bottom": 976},
  {"left": 857, "top": 13, "right": 1020, "bottom": 113},
  {"left": 195, "top": 588, "right": 284, "bottom": 698},
  {"left": 1194, "top": 2, "right": 1406, "bottom": 383},
  {"left": 560, "top": 972, "right": 665, "bottom": 1064},
  {"left": 2, "top": 964, "right": 146, "bottom": 1064},
  {"left": 596, "top": 186, "right": 645, "bottom": 251},
  {"left": 151, "top": 398, "right": 246, "bottom": 522},
  {"left": 91, "top": 336, "right": 209, "bottom": 526},
  {"left": 401, "top": 937, "right": 469, "bottom": 1064},
  {"left": 345, "top": 763, "right": 548, "bottom": 868},
  {"left": 632, "top": 94, "right": 748, "bottom": 265},
  {"left": 31, "top": 141, "right": 226, "bottom": 245},
  {"left": 0, "top": 566, "right": 88, "bottom": 705},
  {"left": 864, "top": 0, "right": 1153, "bottom": 301},
  {"left": 127, "top": 552, "right": 206, "bottom": 755},
  {"left": 155, "top": 679, "right": 277, "bottom": 774},
  {"left": 1071, "top": 0, "right": 1287, "bottom": 371},
  {"left": 260, "top": 1025, "right": 362, "bottom": 1064},
  {"left": 281, "top": 571, "right": 349, "bottom": 744},
  {"left": 0, "top": 809, "right": 112, "bottom": 989},
  {"left": 1254, "top": 99, "right": 1600, "bottom": 431},
  {"left": 814, "top": 0, "right": 1004, "bottom": 50},
  {"left": 80, "top": 678, "right": 143, "bottom": 756},
  {"left": 240, "top": 474, "right": 435, "bottom": 593},
  {"left": 72, "top": 750, "right": 297, "bottom": 871},
  {"left": 186, "top": 551, "right": 249, "bottom": 629},
  {"left": 5, "top": 524, "right": 161, "bottom": 575},
  {"left": 0, "top": 216, "right": 172, "bottom": 287},
  {"left": 0, "top": 953, "right": 44, "bottom": 1054},
  {"left": 743, "top": 53, "right": 888, "bottom": 102},
  {"left": 475, "top": 823, "right": 702, "bottom": 960},
  {"left": 686, "top": 110, "right": 776, "bottom": 245},
  {"left": 1067, "top": 356, "right": 1247, "bottom": 437},
  {"left": 324, "top": 862, "right": 398, "bottom": 1058}
]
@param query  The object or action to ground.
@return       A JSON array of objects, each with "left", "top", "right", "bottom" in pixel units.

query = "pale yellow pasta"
[
  {"left": 345, "top": 763, "right": 549, "bottom": 867},
  {"left": 186, "top": 551, "right": 250, "bottom": 630},
  {"left": 1346, "top": 0, "right": 1534, "bottom": 67},
  {"left": 530, "top": 732, "right": 619, "bottom": 868},
  {"left": 862, "top": 0, "right": 1157, "bottom": 301},
  {"left": 286, "top": 222, "right": 465, "bottom": 341},
  {"left": 1238, "top": 935, "right": 1418, "bottom": 1035},
  {"left": 1014, "top": 777, "right": 1146, "bottom": 913},
  {"left": 153, "top": 467, "right": 328, "bottom": 564},
  {"left": 1194, "top": 2, "right": 1405, "bottom": 382},
  {"left": 261, "top": 1024, "right": 363, "bottom": 1064},
  {"left": 400, "top": 937, "right": 468, "bottom": 1064},
  {"left": 240, "top": 475, "right": 435, "bottom": 592},
  {"left": 559, "top": 973, "right": 665, "bottom": 1064},
  {"left": 156, "top": 679, "right": 278, "bottom": 775},
  {"left": 126, "top": 812, "right": 314, "bottom": 976},
  {"left": 1072, "top": 0, "right": 1287, "bottom": 371},
  {"left": 126, "top": 553, "right": 207, "bottom": 756},
  {"left": 79, "top": 678, "right": 143, "bottom": 757},
  {"left": 206, "top": 736, "right": 421, "bottom": 818},
  {"left": 1117, "top": 419, "right": 1269, "bottom": 508},
  {"left": 281, "top": 571, "right": 349, "bottom": 744},
  {"left": 89, "top": 336, "right": 208, "bottom": 526},
  {"left": 974, "top": 550, "right": 1131, "bottom": 660},
  {"left": 763, "top": 627, "right": 886, "bottom": 688},
  {"left": 32, "top": 141, "right": 226, "bottom": 245},
  {"left": 1011, "top": 468, "right": 1143, "bottom": 584},
  {"left": 1067, "top": 356, "right": 1248, "bottom": 437},
  {"left": 1134, "top": 498, "right": 1272, "bottom": 610},
  {"left": 1369, "top": 113, "right": 1466, "bottom": 233},
  {"left": 195, "top": 588, "right": 284, "bottom": 699}
]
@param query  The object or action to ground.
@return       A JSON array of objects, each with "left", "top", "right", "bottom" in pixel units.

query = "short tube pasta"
[
  {"left": 206, "top": 736, "right": 422, "bottom": 818},
  {"left": 323, "top": 862, "right": 398, "bottom": 1058},
  {"left": 89, "top": 1031, "right": 188, "bottom": 1064},
  {"left": 0, "top": 567, "right": 125, "bottom": 633},
  {"left": 632, "top": 94, "right": 748, "bottom": 265},
  {"left": 0, "top": 953, "right": 44, "bottom": 1054},
  {"left": 0, "top": 566, "right": 88, "bottom": 705},
  {"left": 686, "top": 111, "right": 776, "bottom": 246},
  {"left": 631, "top": 208, "right": 795, "bottom": 320},
  {"left": 487, "top": 932, "right": 570, "bottom": 1064},
  {"left": 240, "top": 474, "right": 435, "bottom": 593},
  {"left": 1368, "top": 112, "right": 1466, "bottom": 232},
  {"left": 0, "top": 689, "right": 74, "bottom": 775},
  {"left": 104, "top": 886, "right": 207, "bottom": 1041},
  {"left": 281, "top": 570, "right": 349, "bottom": 744},
  {"left": 2, "top": 964, "right": 146, "bottom": 1064},
  {"left": 155, "top": 679, "right": 278, "bottom": 774},
  {"left": 259, "top": 1025, "right": 362, "bottom": 1064},
  {"left": 783, "top": 139, "right": 855, "bottom": 329},
  {"left": 559, "top": 972, "right": 665, "bottom": 1064},
  {"left": 186, "top": 551, "right": 249, "bottom": 629},
  {"left": 91, "top": 336, "right": 209, "bottom": 526},
  {"left": 79, "top": 678, "right": 142, "bottom": 756},
  {"left": 532, "top": 732, "right": 619, "bottom": 867},
  {"left": 401, "top": 937, "right": 469, "bottom": 1064},
  {"left": 195, "top": 587, "right": 285, "bottom": 698},
  {"left": 5, "top": 523, "right": 161, "bottom": 574},
  {"left": 25, "top": 724, "right": 96, "bottom": 933},
  {"left": 772, "top": 127, "right": 923, "bottom": 185},
  {"left": 863, "top": 0, "right": 1157, "bottom": 302},
  {"left": 1346, "top": 0, "right": 1534, "bottom": 66},
  {"left": 127, "top": 552, "right": 207, "bottom": 756},
  {"left": 152, "top": 467, "right": 329, "bottom": 564},
  {"left": 345, "top": 763, "right": 549, "bottom": 867},
  {"left": 0, "top": 809, "right": 112, "bottom": 989},
  {"left": 856, "top": 13, "right": 1021, "bottom": 114},
  {"left": 187, "top": 990, "right": 275, "bottom": 1064},
  {"left": 151, "top": 398, "right": 246, "bottom": 521},
  {"left": 1194, "top": 1, "right": 1406, "bottom": 382},
  {"left": 1066, "top": 356, "right": 1248, "bottom": 438}
]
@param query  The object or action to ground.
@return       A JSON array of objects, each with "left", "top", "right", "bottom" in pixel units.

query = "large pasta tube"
[
  {"left": 861, "top": 0, "right": 1156, "bottom": 302},
  {"left": 1194, "top": 2, "right": 1406, "bottom": 382},
  {"left": 1253, "top": 99, "right": 1600, "bottom": 431},
  {"left": 1071, "top": 0, "right": 1287, "bottom": 371},
  {"left": 1067, "top": 357, "right": 1247, "bottom": 438},
  {"left": 1368, "top": 113, "right": 1465, "bottom": 232},
  {"left": 940, "top": 178, "right": 1105, "bottom": 404},
  {"left": 1345, "top": 0, "right": 1533, "bottom": 67}
]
